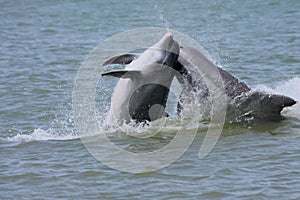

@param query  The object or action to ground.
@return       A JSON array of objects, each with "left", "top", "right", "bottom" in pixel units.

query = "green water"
[{"left": 1, "top": 0, "right": 300, "bottom": 199}]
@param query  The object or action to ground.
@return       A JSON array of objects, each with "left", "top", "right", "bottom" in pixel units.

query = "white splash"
[
  {"left": 7, "top": 128, "right": 80, "bottom": 143},
  {"left": 154, "top": 4, "right": 170, "bottom": 30}
]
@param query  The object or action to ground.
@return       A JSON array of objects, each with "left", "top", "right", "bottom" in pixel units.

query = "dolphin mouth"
[
  {"left": 162, "top": 33, "right": 180, "bottom": 66},
  {"left": 164, "top": 33, "right": 175, "bottom": 50},
  {"left": 148, "top": 32, "right": 179, "bottom": 68},
  {"left": 153, "top": 32, "right": 175, "bottom": 52},
  {"left": 163, "top": 32, "right": 173, "bottom": 41}
]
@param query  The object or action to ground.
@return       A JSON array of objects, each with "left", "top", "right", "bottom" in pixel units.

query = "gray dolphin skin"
[
  {"left": 102, "top": 36, "right": 296, "bottom": 123},
  {"left": 102, "top": 33, "right": 180, "bottom": 125},
  {"left": 176, "top": 46, "right": 296, "bottom": 122}
]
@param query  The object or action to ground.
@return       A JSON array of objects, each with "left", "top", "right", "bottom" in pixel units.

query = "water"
[{"left": 1, "top": 0, "right": 300, "bottom": 199}]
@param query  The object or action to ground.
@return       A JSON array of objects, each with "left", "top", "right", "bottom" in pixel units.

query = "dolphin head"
[
  {"left": 236, "top": 91, "right": 297, "bottom": 121},
  {"left": 132, "top": 32, "right": 179, "bottom": 71},
  {"left": 102, "top": 32, "right": 180, "bottom": 73},
  {"left": 153, "top": 32, "right": 180, "bottom": 67},
  {"left": 153, "top": 33, "right": 178, "bottom": 53},
  {"left": 125, "top": 33, "right": 180, "bottom": 122}
]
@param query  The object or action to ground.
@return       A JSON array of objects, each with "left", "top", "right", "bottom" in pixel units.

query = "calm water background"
[{"left": 1, "top": 0, "right": 300, "bottom": 199}]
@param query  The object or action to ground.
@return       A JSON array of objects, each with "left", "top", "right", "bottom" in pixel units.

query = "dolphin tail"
[{"left": 102, "top": 53, "right": 139, "bottom": 66}]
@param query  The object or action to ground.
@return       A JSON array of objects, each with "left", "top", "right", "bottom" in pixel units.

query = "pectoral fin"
[
  {"left": 102, "top": 53, "right": 139, "bottom": 66},
  {"left": 101, "top": 70, "right": 141, "bottom": 79}
]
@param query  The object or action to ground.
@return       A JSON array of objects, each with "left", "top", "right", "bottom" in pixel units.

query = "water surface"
[{"left": 1, "top": 0, "right": 300, "bottom": 199}]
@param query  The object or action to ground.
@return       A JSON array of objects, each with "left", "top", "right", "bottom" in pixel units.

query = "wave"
[
  {"left": 6, "top": 118, "right": 193, "bottom": 144},
  {"left": 7, "top": 128, "right": 80, "bottom": 143}
]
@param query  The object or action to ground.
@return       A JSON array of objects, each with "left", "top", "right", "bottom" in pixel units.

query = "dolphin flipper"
[
  {"left": 101, "top": 52, "right": 189, "bottom": 86},
  {"left": 102, "top": 53, "right": 139, "bottom": 66},
  {"left": 102, "top": 70, "right": 141, "bottom": 79}
]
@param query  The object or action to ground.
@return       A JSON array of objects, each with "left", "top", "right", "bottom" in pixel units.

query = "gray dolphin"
[
  {"left": 102, "top": 33, "right": 180, "bottom": 125},
  {"left": 102, "top": 45, "right": 296, "bottom": 122},
  {"left": 176, "top": 46, "right": 296, "bottom": 122}
]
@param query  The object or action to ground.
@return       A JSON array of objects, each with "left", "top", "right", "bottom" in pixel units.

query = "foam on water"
[
  {"left": 6, "top": 114, "right": 196, "bottom": 144},
  {"left": 7, "top": 128, "right": 80, "bottom": 143}
]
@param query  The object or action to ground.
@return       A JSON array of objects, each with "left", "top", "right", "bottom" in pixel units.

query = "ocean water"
[{"left": 1, "top": 0, "right": 300, "bottom": 199}]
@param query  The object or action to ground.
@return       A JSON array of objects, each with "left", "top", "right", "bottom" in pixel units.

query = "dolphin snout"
[
  {"left": 151, "top": 32, "right": 178, "bottom": 56},
  {"left": 164, "top": 32, "right": 173, "bottom": 40},
  {"left": 161, "top": 33, "right": 174, "bottom": 48}
]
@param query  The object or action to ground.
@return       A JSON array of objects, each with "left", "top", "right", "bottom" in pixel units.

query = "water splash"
[
  {"left": 154, "top": 4, "right": 171, "bottom": 30},
  {"left": 7, "top": 128, "right": 80, "bottom": 143},
  {"left": 8, "top": 75, "right": 299, "bottom": 144},
  {"left": 6, "top": 111, "right": 81, "bottom": 143}
]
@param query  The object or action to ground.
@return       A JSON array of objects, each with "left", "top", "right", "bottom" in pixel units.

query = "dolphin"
[
  {"left": 102, "top": 33, "right": 180, "bottom": 125},
  {"left": 176, "top": 46, "right": 296, "bottom": 122},
  {"left": 102, "top": 45, "right": 296, "bottom": 122}
]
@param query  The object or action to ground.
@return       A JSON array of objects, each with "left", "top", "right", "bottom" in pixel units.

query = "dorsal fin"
[{"left": 102, "top": 53, "right": 139, "bottom": 66}]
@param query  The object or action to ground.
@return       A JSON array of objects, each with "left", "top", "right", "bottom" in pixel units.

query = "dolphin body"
[
  {"left": 103, "top": 43, "right": 296, "bottom": 122},
  {"left": 176, "top": 46, "right": 296, "bottom": 122},
  {"left": 102, "top": 33, "right": 180, "bottom": 125}
]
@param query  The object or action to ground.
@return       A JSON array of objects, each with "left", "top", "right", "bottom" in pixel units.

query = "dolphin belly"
[{"left": 129, "top": 83, "right": 169, "bottom": 122}]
